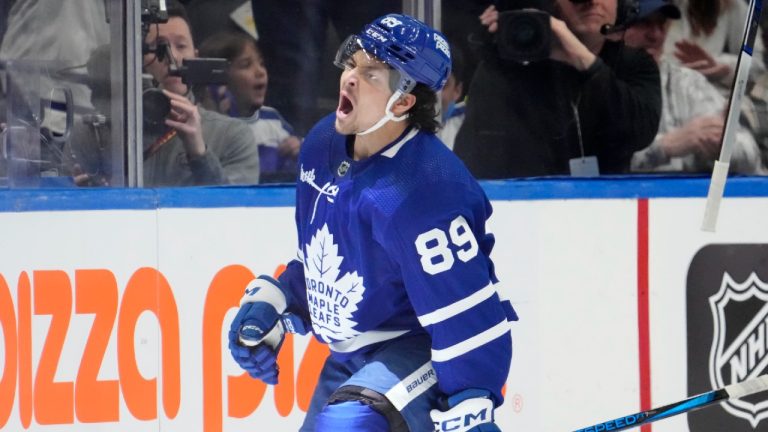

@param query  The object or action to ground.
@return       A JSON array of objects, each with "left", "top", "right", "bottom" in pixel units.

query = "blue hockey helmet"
[{"left": 334, "top": 14, "right": 452, "bottom": 92}]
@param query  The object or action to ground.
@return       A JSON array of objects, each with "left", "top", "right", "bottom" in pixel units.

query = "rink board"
[{"left": 0, "top": 179, "right": 766, "bottom": 431}]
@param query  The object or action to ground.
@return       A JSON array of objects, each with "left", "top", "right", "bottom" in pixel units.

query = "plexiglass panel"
[{"left": 0, "top": 0, "right": 125, "bottom": 187}]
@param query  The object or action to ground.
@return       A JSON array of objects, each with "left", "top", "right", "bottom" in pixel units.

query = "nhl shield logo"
[
  {"left": 337, "top": 160, "right": 350, "bottom": 177},
  {"left": 708, "top": 272, "right": 768, "bottom": 427}
]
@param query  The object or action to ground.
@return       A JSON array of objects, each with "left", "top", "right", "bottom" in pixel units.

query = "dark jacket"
[{"left": 453, "top": 39, "right": 662, "bottom": 178}]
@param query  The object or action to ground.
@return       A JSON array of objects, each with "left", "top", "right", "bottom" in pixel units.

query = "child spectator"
[
  {"left": 437, "top": 42, "right": 467, "bottom": 151},
  {"left": 199, "top": 31, "right": 301, "bottom": 183}
]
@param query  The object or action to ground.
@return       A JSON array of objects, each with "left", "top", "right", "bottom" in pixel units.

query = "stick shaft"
[
  {"left": 573, "top": 375, "right": 768, "bottom": 432},
  {"left": 701, "top": 0, "right": 762, "bottom": 231}
]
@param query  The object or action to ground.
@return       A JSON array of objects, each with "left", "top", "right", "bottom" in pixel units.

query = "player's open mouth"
[{"left": 337, "top": 93, "right": 354, "bottom": 118}]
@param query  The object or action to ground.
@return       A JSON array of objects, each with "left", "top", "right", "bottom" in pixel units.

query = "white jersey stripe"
[
  {"left": 385, "top": 361, "right": 437, "bottom": 411},
  {"left": 381, "top": 128, "right": 419, "bottom": 158},
  {"left": 431, "top": 321, "right": 511, "bottom": 363},
  {"left": 417, "top": 282, "right": 496, "bottom": 327},
  {"left": 329, "top": 329, "right": 409, "bottom": 353}
]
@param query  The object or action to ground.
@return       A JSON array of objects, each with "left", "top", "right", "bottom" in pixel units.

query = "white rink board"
[
  {"left": 646, "top": 198, "right": 768, "bottom": 432},
  {"left": 0, "top": 195, "right": 766, "bottom": 431}
]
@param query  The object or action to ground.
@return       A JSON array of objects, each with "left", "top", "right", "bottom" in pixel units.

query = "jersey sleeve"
[
  {"left": 277, "top": 258, "right": 311, "bottom": 322},
  {"left": 380, "top": 179, "right": 513, "bottom": 405}
]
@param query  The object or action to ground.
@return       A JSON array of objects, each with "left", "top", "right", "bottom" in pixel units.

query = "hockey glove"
[
  {"left": 228, "top": 275, "right": 288, "bottom": 385},
  {"left": 430, "top": 389, "right": 500, "bottom": 432}
]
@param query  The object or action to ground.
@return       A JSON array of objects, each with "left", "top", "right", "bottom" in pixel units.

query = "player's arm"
[{"left": 382, "top": 181, "right": 517, "bottom": 430}]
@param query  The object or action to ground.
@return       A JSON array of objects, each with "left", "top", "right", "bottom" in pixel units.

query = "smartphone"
[{"left": 176, "top": 58, "right": 229, "bottom": 85}]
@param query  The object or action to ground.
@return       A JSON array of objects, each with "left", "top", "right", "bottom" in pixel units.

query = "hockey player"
[{"left": 228, "top": 13, "right": 517, "bottom": 432}]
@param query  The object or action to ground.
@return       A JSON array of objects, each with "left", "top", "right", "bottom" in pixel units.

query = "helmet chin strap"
[{"left": 356, "top": 90, "right": 409, "bottom": 136}]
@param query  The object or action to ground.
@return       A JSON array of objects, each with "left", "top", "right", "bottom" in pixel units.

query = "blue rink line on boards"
[
  {"left": 481, "top": 174, "right": 768, "bottom": 200},
  {"left": 0, "top": 175, "right": 765, "bottom": 212}
]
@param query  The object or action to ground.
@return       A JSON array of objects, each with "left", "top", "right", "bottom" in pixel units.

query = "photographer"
[
  {"left": 142, "top": 0, "right": 259, "bottom": 186},
  {"left": 453, "top": 0, "right": 662, "bottom": 178}
]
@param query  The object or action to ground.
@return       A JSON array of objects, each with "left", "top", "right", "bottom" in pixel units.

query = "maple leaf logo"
[{"left": 303, "top": 224, "right": 365, "bottom": 343}]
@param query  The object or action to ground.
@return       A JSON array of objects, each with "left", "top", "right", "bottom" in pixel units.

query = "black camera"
[
  {"left": 141, "top": 0, "right": 168, "bottom": 26},
  {"left": 142, "top": 56, "right": 230, "bottom": 131},
  {"left": 494, "top": 0, "right": 593, "bottom": 64},
  {"left": 142, "top": 87, "right": 171, "bottom": 131},
  {"left": 496, "top": 9, "right": 552, "bottom": 64}
]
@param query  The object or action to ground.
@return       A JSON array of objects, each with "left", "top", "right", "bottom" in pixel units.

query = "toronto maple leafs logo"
[{"left": 303, "top": 224, "right": 365, "bottom": 343}]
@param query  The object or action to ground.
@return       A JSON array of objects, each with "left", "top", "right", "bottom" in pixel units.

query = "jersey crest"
[{"left": 303, "top": 224, "right": 366, "bottom": 342}]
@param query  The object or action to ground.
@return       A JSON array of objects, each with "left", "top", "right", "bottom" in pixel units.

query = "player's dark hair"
[{"left": 407, "top": 83, "right": 440, "bottom": 134}]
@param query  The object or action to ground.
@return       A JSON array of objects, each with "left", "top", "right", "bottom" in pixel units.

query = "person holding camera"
[
  {"left": 142, "top": 0, "right": 260, "bottom": 186},
  {"left": 453, "top": 0, "right": 662, "bottom": 178}
]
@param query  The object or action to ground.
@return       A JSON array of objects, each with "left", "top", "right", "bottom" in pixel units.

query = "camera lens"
[
  {"left": 509, "top": 16, "right": 543, "bottom": 51},
  {"left": 142, "top": 87, "right": 171, "bottom": 127},
  {"left": 497, "top": 10, "right": 551, "bottom": 64}
]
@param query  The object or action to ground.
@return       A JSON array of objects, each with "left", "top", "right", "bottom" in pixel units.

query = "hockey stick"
[
  {"left": 572, "top": 375, "right": 768, "bottom": 432},
  {"left": 701, "top": 0, "right": 763, "bottom": 232}
]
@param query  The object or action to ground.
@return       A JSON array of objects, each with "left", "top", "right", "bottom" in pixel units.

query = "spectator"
[
  {"left": 664, "top": 0, "right": 765, "bottom": 93},
  {"left": 743, "top": 13, "right": 768, "bottom": 172},
  {"left": 626, "top": 0, "right": 763, "bottom": 174},
  {"left": 437, "top": 42, "right": 468, "bottom": 150},
  {"left": 453, "top": 0, "right": 662, "bottom": 178},
  {"left": 198, "top": 31, "right": 301, "bottom": 183},
  {"left": 142, "top": 0, "right": 260, "bottom": 186}
]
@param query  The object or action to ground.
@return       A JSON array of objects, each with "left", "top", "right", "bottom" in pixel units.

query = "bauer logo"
[{"left": 687, "top": 244, "right": 768, "bottom": 431}]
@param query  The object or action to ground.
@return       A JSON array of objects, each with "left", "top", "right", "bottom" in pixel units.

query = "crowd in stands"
[{"left": 0, "top": 0, "right": 767, "bottom": 187}]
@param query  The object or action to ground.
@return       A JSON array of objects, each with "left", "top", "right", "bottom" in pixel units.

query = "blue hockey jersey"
[{"left": 278, "top": 114, "right": 515, "bottom": 403}]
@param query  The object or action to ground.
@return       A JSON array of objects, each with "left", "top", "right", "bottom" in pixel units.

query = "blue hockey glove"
[
  {"left": 430, "top": 389, "right": 500, "bottom": 432},
  {"left": 228, "top": 276, "right": 288, "bottom": 385}
]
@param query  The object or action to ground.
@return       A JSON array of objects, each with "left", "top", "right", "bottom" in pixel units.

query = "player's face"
[
  {"left": 556, "top": 0, "right": 617, "bottom": 37},
  {"left": 228, "top": 42, "right": 268, "bottom": 115},
  {"left": 335, "top": 50, "right": 396, "bottom": 135},
  {"left": 624, "top": 13, "right": 671, "bottom": 62},
  {"left": 144, "top": 17, "right": 197, "bottom": 95}
]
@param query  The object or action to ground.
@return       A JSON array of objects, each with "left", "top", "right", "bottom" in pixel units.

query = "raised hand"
[
  {"left": 163, "top": 89, "right": 206, "bottom": 157},
  {"left": 674, "top": 39, "right": 731, "bottom": 81}
]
